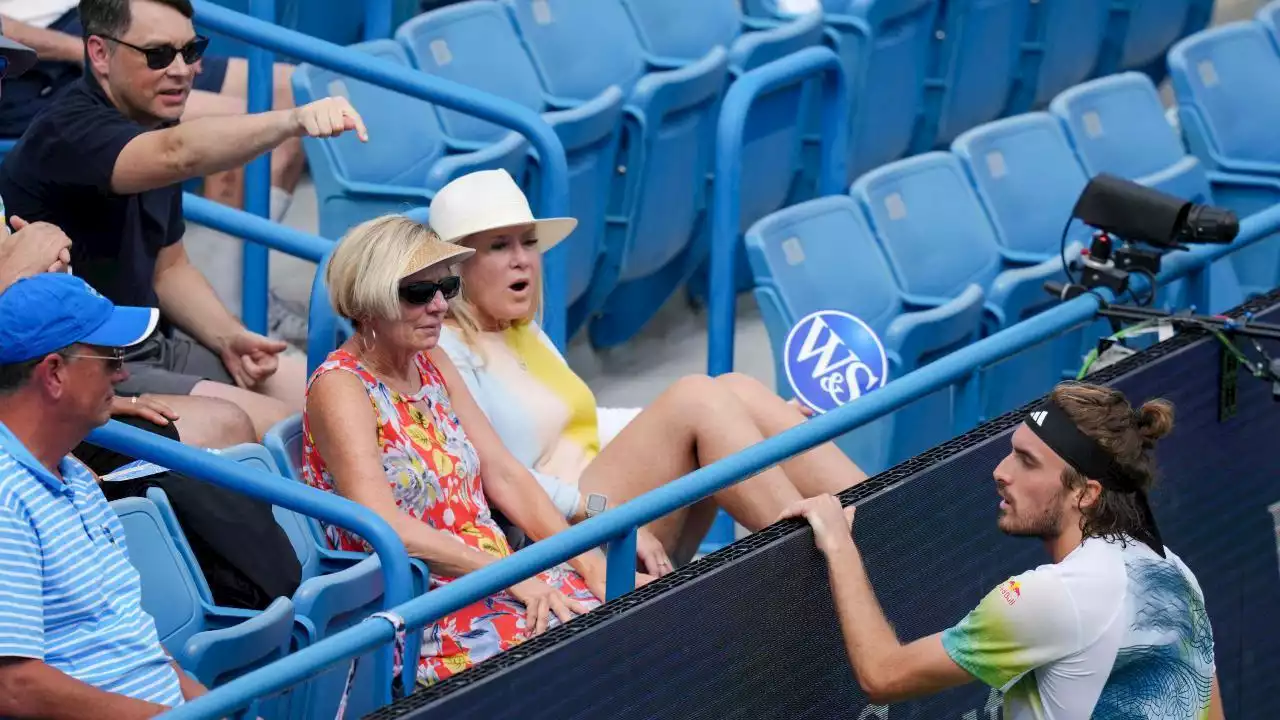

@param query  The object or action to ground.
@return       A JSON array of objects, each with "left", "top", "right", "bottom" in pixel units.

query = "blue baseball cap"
[{"left": 0, "top": 274, "right": 159, "bottom": 364}]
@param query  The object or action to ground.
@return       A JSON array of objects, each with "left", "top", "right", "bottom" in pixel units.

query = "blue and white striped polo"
[{"left": 0, "top": 422, "right": 183, "bottom": 707}]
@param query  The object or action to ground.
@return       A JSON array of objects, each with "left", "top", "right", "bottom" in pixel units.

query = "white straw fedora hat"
[{"left": 429, "top": 170, "right": 577, "bottom": 252}]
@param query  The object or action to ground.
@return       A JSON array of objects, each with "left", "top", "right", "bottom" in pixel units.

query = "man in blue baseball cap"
[{"left": 0, "top": 272, "right": 209, "bottom": 716}]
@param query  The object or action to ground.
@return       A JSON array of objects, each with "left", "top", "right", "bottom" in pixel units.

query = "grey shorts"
[{"left": 116, "top": 333, "right": 236, "bottom": 397}]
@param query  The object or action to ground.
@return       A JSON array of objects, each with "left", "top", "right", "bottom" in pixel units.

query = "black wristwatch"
[{"left": 584, "top": 493, "right": 608, "bottom": 519}]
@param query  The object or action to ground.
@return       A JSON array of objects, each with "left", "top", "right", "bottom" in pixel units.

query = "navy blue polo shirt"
[{"left": 0, "top": 73, "right": 184, "bottom": 310}]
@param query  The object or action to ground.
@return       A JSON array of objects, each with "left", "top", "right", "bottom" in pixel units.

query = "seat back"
[
  {"left": 845, "top": 0, "right": 939, "bottom": 173},
  {"left": 1007, "top": 0, "right": 1110, "bottom": 111},
  {"left": 952, "top": 113, "right": 1091, "bottom": 259},
  {"left": 396, "top": 2, "right": 548, "bottom": 145},
  {"left": 1262, "top": 1, "right": 1280, "bottom": 43},
  {"left": 111, "top": 497, "right": 208, "bottom": 654},
  {"left": 293, "top": 40, "right": 448, "bottom": 188},
  {"left": 1051, "top": 72, "right": 1245, "bottom": 313},
  {"left": 263, "top": 415, "right": 339, "bottom": 564},
  {"left": 744, "top": 195, "right": 901, "bottom": 472},
  {"left": 504, "top": 0, "right": 648, "bottom": 100},
  {"left": 851, "top": 152, "right": 1002, "bottom": 300},
  {"left": 927, "top": 0, "right": 1030, "bottom": 145},
  {"left": 218, "top": 443, "right": 321, "bottom": 582},
  {"left": 1168, "top": 22, "right": 1280, "bottom": 167},
  {"left": 1050, "top": 73, "right": 1192, "bottom": 185},
  {"left": 1105, "top": 0, "right": 1193, "bottom": 72},
  {"left": 620, "top": 0, "right": 741, "bottom": 61}
]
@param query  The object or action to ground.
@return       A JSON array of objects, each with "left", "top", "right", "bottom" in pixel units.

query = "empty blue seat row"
[
  {"left": 744, "top": 54, "right": 1279, "bottom": 471},
  {"left": 1167, "top": 16, "right": 1280, "bottom": 296},
  {"left": 298, "top": 0, "right": 823, "bottom": 347},
  {"left": 114, "top": 444, "right": 429, "bottom": 719},
  {"left": 743, "top": 0, "right": 1203, "bottom": 184}
]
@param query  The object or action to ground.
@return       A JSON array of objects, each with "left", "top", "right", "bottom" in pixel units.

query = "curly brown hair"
[{"left": 1050, "top": 383, "right": 1174, "bottom": 546}]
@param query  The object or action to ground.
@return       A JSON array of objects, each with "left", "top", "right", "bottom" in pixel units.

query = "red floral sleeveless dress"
[{"left": 301, "top": 348, "right": 600, "bottom": 685}]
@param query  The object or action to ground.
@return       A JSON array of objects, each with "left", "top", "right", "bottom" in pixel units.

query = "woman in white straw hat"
[
  {"left": 301, "top": 215, "right": 605, "bottom": 687},
  {"left": 434, "top": 170, "right": 870, "bottom": 571}
]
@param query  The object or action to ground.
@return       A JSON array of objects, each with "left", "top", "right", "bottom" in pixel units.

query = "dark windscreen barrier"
[{"left": 370, "top": 290, "right": 1280, "bottom": 720}]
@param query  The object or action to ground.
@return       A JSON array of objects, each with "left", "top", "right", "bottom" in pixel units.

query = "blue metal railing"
[
  {"left": 184, "top": 193, "right": 330, "bottom": 263},
  {"left": 364, "top": 0, "right": 393, "bottom": 43},
  {"left": 190, "top": 0, "right": 572, "bottom": 349},
  {"left": 708, "top": 47, "right": 849, "bottom": 378},
  {"left": 87, "top": 419, "right": 414, "bottom": 619},
  {"left": 161, "top": 198, "right": 1280, "bottom": 719}
]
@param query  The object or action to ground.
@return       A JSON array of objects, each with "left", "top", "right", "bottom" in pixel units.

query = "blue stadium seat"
[
  {"left": 179, "top": 444, "right": 427, "bottom": 719},
  {"left": 1005, "top": 0, "right": 1111, "bottom": 113},
  {"left": 851, "top": 151, "right": 1069, "bottom": 418},
  {"left": 845, "top": 0, "right": 940, "bottom": 176},
  {"left": 911, "top": 0, "right": 1030, "bottom": 150},
  {"left": 292, "top": 39, "right": 529, "bottom": 241},
  {"left": 619, "top": 0, "right": 821, "bottom": 230},
  {"left": 1167, "top": 21, "right": 1280, "bottom": 296},
  {"left": 502, "top": 0, "right": 730, "bottom": 347},
  {"left": 110, "top": 496, "right": 296, "bottom": 694},
  {"left": 744, "top": 194, "right": 985, "bottom": 472},
  {"left": 1050, "top": 72, "right": 1249, "bottom": 312},
  {"left": 1093, "top": 0, "right": 1193, "bottom": 78},
  {"left": 952, "top": 113, "right": 1099, "bottom": 377},
  {"left": 1262, "top": 0, "right": 1280, "bottom": 42},
  {"left": 395, "top": 2, "right": 625, "bottom": 326}
]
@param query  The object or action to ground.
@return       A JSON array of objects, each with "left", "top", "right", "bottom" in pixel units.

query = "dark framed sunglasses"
[
  {"left": 399, "top": 276, "right": 462, "bottom": 305},
  {"left": 64, "top": 346, "right": 125, "bottom": 372},
  {"left": 101, "top": 34, "right": 209, "bottom": 71}
]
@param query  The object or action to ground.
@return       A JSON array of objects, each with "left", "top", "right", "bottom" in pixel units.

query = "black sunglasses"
[
  {"left": 399, "top": 276, "right": 462, "bottom": 305},
  {"left": 101, "top": 34, "right": 209, "bottom": 71}
]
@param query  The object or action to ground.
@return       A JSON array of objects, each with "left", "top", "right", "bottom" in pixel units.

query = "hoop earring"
[{"left": 360, "top": 326, "right": 377, "bottom": 354}]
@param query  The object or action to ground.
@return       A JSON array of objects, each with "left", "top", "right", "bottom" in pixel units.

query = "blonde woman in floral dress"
[{"left": 301, "top": 216, "right": 610, "bottom": 686}]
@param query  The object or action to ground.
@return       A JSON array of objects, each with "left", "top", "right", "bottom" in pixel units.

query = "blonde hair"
[
  {"left": 326, "top": 215, "right": 447, "bottom": 324},
  {"left": 447, "top": 248, "right": 542, "bottom": 358}
]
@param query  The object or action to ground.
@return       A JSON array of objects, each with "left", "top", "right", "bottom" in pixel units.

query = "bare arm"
[
  {"left": 153, "top": 242, "right": 242, "bottom": 355},
  {"left": 782, "top": 497, "right": 973, "bottom": 705},
  {"left": 0, "top": 658, "right": 170, "bottom": 719},
  {"left": 823, "top": 543, "right": 973, "bottom": 704},
  {"left": 429, "top": 348, "right": 608, "bottom": 586},
  {"left": 306, "top": 369, "right": 509, "bottom": 578},
  {"left": 0, "top": 16, "right": 83, "bottom": 63},
  {"left": 111, "top": 97, "right": 366, "bottom": 195}
]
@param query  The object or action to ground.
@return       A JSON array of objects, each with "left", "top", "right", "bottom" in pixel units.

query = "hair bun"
[{"left": 1135, "top": 399, "right": 1174, "bottom": 446}]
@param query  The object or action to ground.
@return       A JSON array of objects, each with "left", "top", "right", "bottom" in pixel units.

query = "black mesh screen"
[{"left": 370, "top": 290, "right": 1280, "bottom": 719}]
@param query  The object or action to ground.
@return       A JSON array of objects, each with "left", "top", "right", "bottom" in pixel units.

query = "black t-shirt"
[{"left": 0, "top": 74, "right": 184, "bottom": 309}]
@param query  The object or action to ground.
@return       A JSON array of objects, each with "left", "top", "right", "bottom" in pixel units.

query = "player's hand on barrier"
[
  {"left": 112, "top": 394, "right": 180, "bottom": 426},
  {"left": 292, "top": 96, "right": 369, "bottom": 142},
  {"left": 510, "top": 578, "right": 588, "bottom": 637},
  {"left": 779, "top": 494, "right": 857, "bottom": 556},
  {"left": 636, "top": 527, "right": 673, "bottom": 577}
]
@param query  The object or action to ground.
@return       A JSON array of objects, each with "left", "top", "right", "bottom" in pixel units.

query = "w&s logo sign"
[{"left": 783, "top": 310, "right": 889, "bottom": 414}]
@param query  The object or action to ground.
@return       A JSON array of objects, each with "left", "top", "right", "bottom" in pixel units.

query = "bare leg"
[
  {"left": 715, "top": 372, "right": 869, "bottom": 496},
  {"left": 578, "top": 375, "right": 805, "bottom": 564},
  {"left": 191, "top": 380, "right": 293, "bottom": 441},
  {"left": 152, "top": 394, "right": 257, "bottom": 448},
  {"left": 252, "top": 353, "right": 307, "bottom": 414}
]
